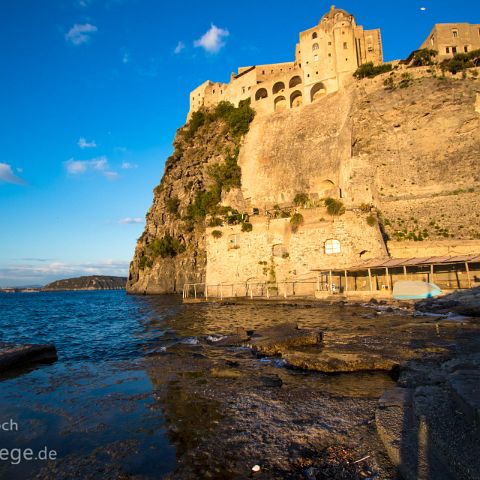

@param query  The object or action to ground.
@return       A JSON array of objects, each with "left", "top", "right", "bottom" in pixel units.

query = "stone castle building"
[
  {"left": 420, "top": 23, "right": 480, "bottom": 61},
  {"left": 188, "top": 5, "right": 382, "bottom": 117}
]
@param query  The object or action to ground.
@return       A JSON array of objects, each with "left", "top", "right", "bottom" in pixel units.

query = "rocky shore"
[{"left": 142, "top": 289, "right": 480, "bottom": 479}]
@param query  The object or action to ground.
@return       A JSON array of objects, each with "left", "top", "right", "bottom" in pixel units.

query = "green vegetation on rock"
[
  {"left": 241, "top": 222, "right": 253, "bottom": 232},
  {"left": 441, "top": 49, "right": 480, "bottom": 74},
  {"left": 290, "top": 213, "right": 304, "bottom": 232},
  {"left": 353, "top": 62, "right": 392, "bottom": 79},
  {"left": 293, "top": 192, "right": 309, "bottom": 206},
  {"left": 410, "top": 49, "right": 438, "bottom": 67},
  {"left": 324, "top": 197, "right": 345, "bottom": 216}
]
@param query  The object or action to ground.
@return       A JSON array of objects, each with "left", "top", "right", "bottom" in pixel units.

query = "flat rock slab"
[
  {"left": 0, "top": 342, "right": 57, "bottom": 372},
  {"left": 247, "top": 322, "right": 322, "bottom": 356},
  {"left": 283, "top": 351, "right": 399, "bottom": 373},
  {"left": 448, "top": 369, "right": 480, "bottom": 426}
]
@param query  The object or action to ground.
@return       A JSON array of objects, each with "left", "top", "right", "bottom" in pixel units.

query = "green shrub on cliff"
[
  {"left": 241, "top": 222, "right": 253, "bottom": 232},
  {"left": 184, "top": 99, "right": 255, "bottom": 142},
  {"left": 207, "top": 148, "right": 242, "bottom": 192},
  {"left": 211, "top": 230, "right": 222, "bottom": 239},
  {"left": 290, "top": 213, "right": 304, "bottom": 233},
  {"left": 353, "top": 62, "right": 392, "bottom": 79},
  {"left": 410, "top": 48, "right": 438, "bottom": 67},
  {"left": 324, "top": 197, "right": 345, "bottom": 216},
  {"left": 442, "top": 49, "right": 480, "bottom": 74},
  {"left": 166, "top": 196, "right": 180, "bottom": 215},
  {"left": 293, "top": 192, "right": 309, "bottom": 207},
  {"left": 149, "top": 234, "right": 186, "bottom": 259}
]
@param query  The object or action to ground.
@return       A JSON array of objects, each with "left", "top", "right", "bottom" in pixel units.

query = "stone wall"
[
  {"left": 206, "top": 209, "right": 387, "bottom": 286},
  {"left": 387, "top": 239, "right": 480, "bottom": 258}
]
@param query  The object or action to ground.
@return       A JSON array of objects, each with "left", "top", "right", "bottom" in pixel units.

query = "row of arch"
[
  {"left": 256, "top": 82, "right": 327, "bottom": 110},
  {"left": 255, "top": 75, "right": 303, "bottom": 100}
]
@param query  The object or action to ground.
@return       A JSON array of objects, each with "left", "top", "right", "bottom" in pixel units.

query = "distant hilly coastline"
[
  {"left": 0, "top": 276, "right": 127, "bottom": 293},
  {"left": 42, "top": 276, "right": 127, "bottom": 291}
]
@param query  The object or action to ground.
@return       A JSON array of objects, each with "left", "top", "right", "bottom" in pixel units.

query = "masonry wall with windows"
[
  {"left": 205, "top": 211, "right": 387, "bottom": 286},
  {"left": 420, "top": 23, "right": 480, "bottom": 61},
  {"left": 187, "top": 5, "right": 383, "bottom": 119}
]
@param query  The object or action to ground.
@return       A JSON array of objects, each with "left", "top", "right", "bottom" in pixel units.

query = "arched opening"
[
  {"left": 274, "top": 96, "right": 287, "bottom": 112},
  {"left": 312, "top": 43, "right": 319, "bottom": 51},
  {"left": 318, "top": 179, "right": 336, "bottom": 197},
  {"left": 312, "top": 32, "right": 318, "bottom": 39},
  {"left": 255, "top": 88, "right": 268, "bottom": 101},
  {"left": 310, "top": 82, "right": 327, "bottom": 102},
  {"left": 290, "top": 90, "right": 303, "bottom": 108},
  {"left": 272, "top": 82, "right": 285, "bottom": 95},
  {"left": 289, "top": 75, "right": 302, "bottom": 88}
]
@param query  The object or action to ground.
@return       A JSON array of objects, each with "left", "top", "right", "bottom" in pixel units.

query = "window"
[
  {"left": 312, "top": 32, "right": 318, "bottom": 39},
  {"left": 343, "top": 42, "right": 348, "bottom": 49},
  {"left": 328, "top": 41, "right": 332, "bottom": 46},
  {"left": 228, "top": 234, "right": 240, "bottom": 249},
  {"left": 452, "top": 46, "right": 457, "bottom": 54},
  {"left": 314, "top": 55, "right": 318, "bottom": 62},
  {"left": 262, "top": 70, "right": 265, "bottom": 74},
  {"left": 430, "top": 35, "right": 435, "bottom": 46},
  {"left": 446, "top": 47, "right": 450, "bottom": 53},
  {"left": 312, "top": 43, "right": 319, "bottom": 51},
  {"left": 452, "top": 29, "right": 458, "bottom": 38},
  {"left": 328, "top": 53, "right": 331, "bottom": 57},
  {"left": 464, "top": 45, "right": 469, "bottom": 52},
  {"left": 325, "top": 239, "right": 341, "bottom": 254}
]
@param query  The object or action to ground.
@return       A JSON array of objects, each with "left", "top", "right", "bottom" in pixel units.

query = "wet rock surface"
[
  {"left": 416, "top": 287, "right": 480, "bottom": 317},
  {"left": 2, "top": 296, "right": 479, "bottom": 479},
  {"left": 0, "top": 342, "right": 57, "bottom": 373}
]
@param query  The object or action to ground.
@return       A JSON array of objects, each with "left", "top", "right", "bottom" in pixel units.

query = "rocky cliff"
[
  {"left": 127, "top": 101, "right": 255, "bottom": 294},
  {"left": 127, "top": 68, "right": 480, "bottom": 294}
]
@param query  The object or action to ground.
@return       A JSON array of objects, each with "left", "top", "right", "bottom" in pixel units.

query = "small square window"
[
  {"left": 452, "top": 46, "right": 457, "bottom": 54},
  {"left": 343, "top": 42, "right": 348, "bottom": 49},
  {"left": 452, "top": 30, "right": 458, "bottom": 38},
  {"left": 446, "top": 47, "right": 450, "bottom": 53},
  {"left": 464, "top": 45, "right": 468, "bottom": 52}
]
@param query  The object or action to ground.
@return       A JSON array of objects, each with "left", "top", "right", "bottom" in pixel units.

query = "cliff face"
[
  {"left": 127, "top": 102, "right": 253, "bottom": 294},
  {"left": 128, "top": 70, "right": 480, "bottom": 294}
]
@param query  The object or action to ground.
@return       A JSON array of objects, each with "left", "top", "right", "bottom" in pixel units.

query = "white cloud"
[
  {"left": 78, "top": 137, "right": 97, "bottom": 148},
  {"left": 194, "top": 24, "right": 229, "bottom": 54},
  {"left": 122, "top": 51, "right": 131, "bottom": 64},
  {"left": 65, "top": 23, "right": 98, "bottom": 45},
  {"left": 64, "top": 156, "right": 117, "bottom": 179},
  {"left": 119, "top": 217, "right": 144, "bottom": 225},
  {"left": 420, "top": 6, "right": 427, "bottom": 10},
  {"left": 0, "top": 163, "right": 25, "bottom": 185},
  {"left": 174, "top": 41, "right": 185, "bottom": 54},
  {"left": 103, "top": 171, "right": 119, "bottom": 180},
  {"left": 121, "top": 161, "right": 137, "bottom": 169}
]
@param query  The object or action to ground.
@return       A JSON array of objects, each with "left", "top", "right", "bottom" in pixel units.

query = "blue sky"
[{"left": 0, "top": 0, "right": 478, "bottom": 286}]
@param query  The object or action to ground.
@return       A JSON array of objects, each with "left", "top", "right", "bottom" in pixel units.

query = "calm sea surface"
[
  {"left": 0, "top": 290, "right": 184, "bottom": 479},
  {"left": 0, "top": 290, "right": 397, "bottom": 479}
]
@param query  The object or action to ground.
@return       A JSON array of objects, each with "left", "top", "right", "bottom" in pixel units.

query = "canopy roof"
[{"left": 312, "top": 254, "right": 480, "bottom": 273}]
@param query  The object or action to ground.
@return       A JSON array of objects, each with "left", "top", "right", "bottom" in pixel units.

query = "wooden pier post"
[
  {"left": 368, "top": 268, "right": 373, "bottom": 292},
  {"left": 465, "top": 262, "right": 471, "bottom": 288}
]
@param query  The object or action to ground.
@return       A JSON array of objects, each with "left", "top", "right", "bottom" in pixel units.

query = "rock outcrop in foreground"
[{"left": 43, "top": 275, "right": 126, "bottom": 291}]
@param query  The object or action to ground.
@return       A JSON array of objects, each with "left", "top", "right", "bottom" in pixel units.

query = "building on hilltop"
[
  {"left": 420, "top": 23, "right": 480, "bottom": 61},
  {"left": 188, "top": 5, "right": 382, "bottom": 118}
]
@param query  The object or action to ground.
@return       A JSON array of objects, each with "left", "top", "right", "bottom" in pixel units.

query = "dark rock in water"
[
  {"left": 0, "top": 342, "right": 57, "bottom": 372},
  {"left": 247, "top": 322, "right": 322, "bottom": 356}
]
